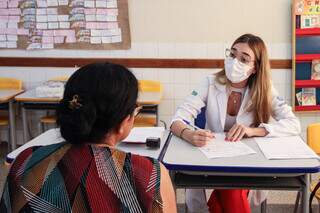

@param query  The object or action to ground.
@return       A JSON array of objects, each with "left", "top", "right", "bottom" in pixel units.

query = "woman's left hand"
[{"left": 226, "top": 124, "right": 253, "bottom": 142}]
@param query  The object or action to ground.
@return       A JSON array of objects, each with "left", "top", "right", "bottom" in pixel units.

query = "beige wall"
[{"left": 130, "top": 0, "right": 292, "bottom": 43}]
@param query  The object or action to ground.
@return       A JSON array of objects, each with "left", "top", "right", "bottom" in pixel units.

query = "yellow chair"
[
  {"left": 134, "top": 80, "right": 163, "bottom": 127},
  {"left": 294, "top": 123, "right": 320, "bottom": 213},
  {"left": 0, "top": 77, "right": 22, "bottom": 145},
  {"left": 138, "top": 80, "right": 163, "bottom": 93},
  {"left": 39, "top": 76, "right": 69, "bottom": 132},
  {"left": 308, "top": 123, "right": 320, "bottom": 207},
  {"left": 0, "top": 77, "right": 22, "bottom": 90}
]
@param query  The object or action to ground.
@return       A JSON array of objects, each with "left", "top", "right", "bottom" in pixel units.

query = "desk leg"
[
  {"left": 8, "top": 100, "right": 16, "bottom": 151},
  {"left": 302, "top": 174, "right": 310, "bottom": 213},
  {"left": 156, "top": 105, "right": 159, "bottom": 126},
  {"left": 22, "top": 106, "right": 29, "bottom": 143}
]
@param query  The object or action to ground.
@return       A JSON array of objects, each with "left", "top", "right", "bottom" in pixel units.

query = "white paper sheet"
[
  {"left": 122, "top": 127, "right": 165, "bottom": 144},
  {"left": 255, "top": 136, "right": 320, "bottom": 160},
  {"left": 199, "top": 133, "right": 256, "bottom": 158}
]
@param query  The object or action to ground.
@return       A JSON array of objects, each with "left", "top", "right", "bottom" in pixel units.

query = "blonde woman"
[{"left": 170, "top": 34, "right": 300, "bottom": 213}]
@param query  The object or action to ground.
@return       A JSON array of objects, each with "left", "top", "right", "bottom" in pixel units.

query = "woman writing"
[{"left": 170, "top": 34, "right": 300, "bottom": 213}]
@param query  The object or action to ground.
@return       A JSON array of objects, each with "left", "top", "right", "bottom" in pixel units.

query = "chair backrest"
[
  {"left": 138, "top": 80, "right": 163, "bottom": 93},
  {"left": 195, "top": 107, "right": 206, "bottom": 129},
  {"left": 307, "top": 123, "right": 320, "bottom": 154},
  {"left": 0, "top": 77, "right": 22, "bottom": 90},
  {"left": 49, "top": 76, "right": 69, "bottom": 82}
]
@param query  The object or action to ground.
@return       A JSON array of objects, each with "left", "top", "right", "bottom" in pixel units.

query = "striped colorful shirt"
[{"left": 0, "top": 142, "right": 163, "bottom": 213}]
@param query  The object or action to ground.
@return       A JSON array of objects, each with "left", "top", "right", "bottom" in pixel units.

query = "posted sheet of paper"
[{"left": 199, "top": 133, "right": 256, "bottom": 158}]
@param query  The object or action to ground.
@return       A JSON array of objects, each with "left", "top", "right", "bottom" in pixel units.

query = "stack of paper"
[
  {"left": 255, "top": 136, "right": 320, "bottom": 160},
  {"left": 199, "top": 133, "right": 256, "bottom": 158},
  {"left": 122, "top": 127, "right": 165, "bottom": 144}
]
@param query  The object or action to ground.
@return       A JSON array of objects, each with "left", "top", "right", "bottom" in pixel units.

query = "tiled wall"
[{"left": 0, "top": 42, "right": 319, "bottom": 144}]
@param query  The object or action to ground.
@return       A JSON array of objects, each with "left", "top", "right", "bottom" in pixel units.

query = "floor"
[{"left": 0, "top": 142, "right": 319, "bottom": 213}]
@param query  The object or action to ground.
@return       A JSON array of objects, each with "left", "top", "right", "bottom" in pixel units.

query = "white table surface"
[
  {"left": 162, "top": 134, "right": 320, "bottom": 174},
  {"left": 7, "top": 128, "right": 168, "bottom": 163},
  {"left": 0, "top": 89, "right": 24, "bottom": 102}
]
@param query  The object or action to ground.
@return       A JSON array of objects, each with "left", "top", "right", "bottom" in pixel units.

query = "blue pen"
[
  {"left": 182, "top": 119, "right": 201, "bottom": 130},
  {"left": 182, "top": 119, "right": 215, "bottom": 138}
]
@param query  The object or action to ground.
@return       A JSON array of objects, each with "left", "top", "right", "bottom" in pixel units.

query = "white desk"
[
  {"left": 15, "top": 89, "right": 163, "bottom": 143},
  {"left": 0, "top": 89, "right": 24, "bottom": 150},
  {"left": 6, "top": 128, "right": 169, "bottom": 164},
  {"left": 161, "top": 133, "right": 320, "bottom": 213}
]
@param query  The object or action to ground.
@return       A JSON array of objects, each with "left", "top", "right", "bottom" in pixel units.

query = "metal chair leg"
[
  {"left": 261, "top": 199, "right": 267, "bottom": 213},
  {"left": 294, "top": 191, "right": 300, "bottom": 213}
]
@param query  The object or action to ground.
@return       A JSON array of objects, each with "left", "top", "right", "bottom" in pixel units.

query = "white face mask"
[{"left": 224, "top": 57, "right": 253, "bottom": 83}]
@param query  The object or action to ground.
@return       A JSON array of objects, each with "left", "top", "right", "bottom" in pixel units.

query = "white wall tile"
[
  {"left": 173, "top": 69, "right": 189, "bottom": 84},
  {"left": 139, "top": 42, "right": 159, "bottom": 58},
  {"left": 162, "top": 83, "right": 174, "bottom": 100},
  {"left": 173, "top": 84, "right": 190, "bottom": 99},
  {"left": 139, "top": 68, "right": 158, "bottom": 80},
  {"left": 157, "top": 69, "right": 174, "bottom": 84},
  {"left": 158, "top": 43, "right": 175, "bottom": 58},
  {"left": 174, "top": 43, "right": 192, "bottom": 58},
  {"left": 207, "top": 43, "right": 225, "bottom": 58},
  {"left": 158, "top": 100, "right": 174, "bottom": 116},
  {"left": 189, "top": 43, "right": 207, "bottom": 58},
  {"left": 271, "top": 69, "right": 287, "bottom": 85},
  {"left": 270, "top": 43, "right": 291, "bottom": 59}
]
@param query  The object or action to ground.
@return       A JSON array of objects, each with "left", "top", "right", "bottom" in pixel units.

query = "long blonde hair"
[{"left": 216, "top": 34, "right": 272, "bottom": 127}]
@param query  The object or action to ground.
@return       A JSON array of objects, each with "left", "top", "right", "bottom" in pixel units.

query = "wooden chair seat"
[
  {"left": 0, "top": 116, "right": 9, "bottom": 126},
  {"left": 134, "top": 113, "right": 157, "bottom": 127},
  {"left": 40, "top": 116, "right": 57, "bottom": 124}
]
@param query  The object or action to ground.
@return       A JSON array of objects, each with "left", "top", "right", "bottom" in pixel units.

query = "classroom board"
[{"left": 0, "top": 0, "right": 130, "bottom": 50}]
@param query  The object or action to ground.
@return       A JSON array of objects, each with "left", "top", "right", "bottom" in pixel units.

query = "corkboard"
[{"left": 2, "top": 0, "right": 131, "bottom": 50}]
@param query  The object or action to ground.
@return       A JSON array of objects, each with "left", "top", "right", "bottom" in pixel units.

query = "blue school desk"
[{"left": 160, "top": 132, "right": 320, "bottom": 213}]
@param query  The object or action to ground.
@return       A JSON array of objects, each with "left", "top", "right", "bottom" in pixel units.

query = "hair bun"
[{"left": 57, "top": 94, "right": 97, "bottom": 143}]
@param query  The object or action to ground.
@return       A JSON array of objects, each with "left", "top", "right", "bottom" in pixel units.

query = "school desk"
[
  {"left": 0, "top": 89, "right": 24, "bottom": 150},
  {"left": 160, "top": 133, "right": 320, "bottom": 213}
]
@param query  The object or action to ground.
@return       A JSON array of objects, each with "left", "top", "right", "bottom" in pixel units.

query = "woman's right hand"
[{"left": 182, "top": 129, "right": 214, "bottom": 147}]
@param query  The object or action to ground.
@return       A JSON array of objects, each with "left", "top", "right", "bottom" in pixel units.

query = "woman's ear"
[{"left": 116, "top": 114, "right": 134, "bottom": 135}]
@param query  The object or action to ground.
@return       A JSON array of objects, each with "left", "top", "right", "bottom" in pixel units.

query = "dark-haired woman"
[{"left": 1, "top": 63, "right": 176, "bottom": 213}]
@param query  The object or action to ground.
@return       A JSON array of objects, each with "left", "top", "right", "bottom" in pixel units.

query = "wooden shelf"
[
  {"left": 296, "top": 28, "right": 320, "bottom": 36},
  {"left": 295, "top": 80, "right": 320, "bottom": 87},
  {"left": 296, "top": 54, "right": 320, "bottom": 62},
  {"left": 295, "top": 105, "right": 320, "bottom": 111}
]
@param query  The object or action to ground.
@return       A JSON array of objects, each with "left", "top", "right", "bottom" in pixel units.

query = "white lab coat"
[{"left": 172, "top": 74, "right": 301, "bottom": 213}]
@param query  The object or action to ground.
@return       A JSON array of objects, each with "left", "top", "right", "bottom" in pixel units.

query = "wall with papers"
[{"left": 0, "top": 0, "right": 130, "bottom": 50}]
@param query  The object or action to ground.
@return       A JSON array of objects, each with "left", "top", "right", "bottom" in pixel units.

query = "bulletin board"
[{"left": 0, "top": 0, "right": 130, "bottom": 50}]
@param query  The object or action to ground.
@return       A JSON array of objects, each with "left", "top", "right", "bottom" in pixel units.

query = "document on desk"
[
  {"left": 122, "top": 127, "right": 165, "bottom": 144},
  {"left": 255, "top": 136, "right": 320, "bottom": 160},
  {"left": 199, "top": 133, "right": 256, "bottom": 158}
]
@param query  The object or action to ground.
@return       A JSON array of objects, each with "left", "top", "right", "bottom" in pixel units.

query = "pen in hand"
[{"left": 182, "top": 119, "right": 215, "bottom": 138}]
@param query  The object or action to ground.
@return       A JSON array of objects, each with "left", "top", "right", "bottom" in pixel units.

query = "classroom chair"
[
  {"left": 294, "top": 123, "right": 320, "bottom": 213},
  {"left": 134, "top": 80, "right": 163, "bottom": 127},
  {"left": 0, "top": 77, "right": 23, "bottom": 146},
  {"left": 39, "top": 76, "right": 69, "bottom": 133}
]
